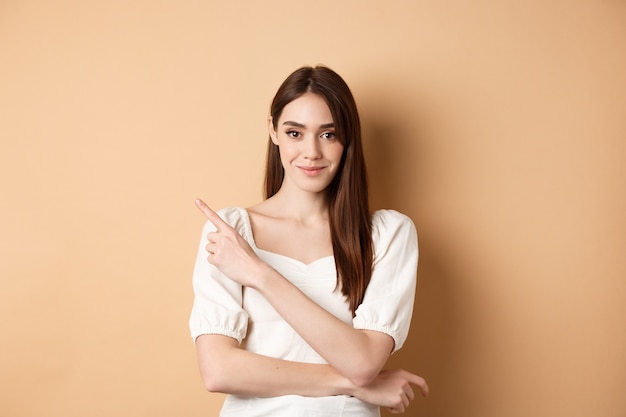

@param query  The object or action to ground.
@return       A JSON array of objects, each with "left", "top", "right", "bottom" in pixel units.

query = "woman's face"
[{"left": 269, "top": 93, "right": 344, "bottom": 195}]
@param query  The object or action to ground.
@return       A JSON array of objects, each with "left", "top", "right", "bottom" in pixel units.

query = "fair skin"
[{"left": 194, "top": 93, "right": 428, "bottom": 413}]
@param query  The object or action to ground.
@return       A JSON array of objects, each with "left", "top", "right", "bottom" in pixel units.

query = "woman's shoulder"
[
  {"left": 202, "top": 206, "right": 252, "bottom": 236},
  {"left": 371, "top": 209, "right": 415, "bottom": 228},
  {"left": 215, "top": 206, "right": 247, "bottom": 222},
  {"left": 371, "top": 209, "right": 417, "bottom": 243}
]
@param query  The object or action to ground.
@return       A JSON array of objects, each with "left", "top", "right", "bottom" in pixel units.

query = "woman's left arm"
[
  {"left": 256, "top": 264, "right": 395, "bottom": 386},
  {"left": 195, "top": 200, "right": 414, "bottom": 387}
]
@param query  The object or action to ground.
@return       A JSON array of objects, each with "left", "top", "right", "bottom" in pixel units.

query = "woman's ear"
[{"left": 268, "top": 116, "right": 278, "bottom": 145}]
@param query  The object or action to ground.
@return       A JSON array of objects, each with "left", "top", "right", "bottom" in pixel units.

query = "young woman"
[{"left": 190, "top": 66, "right": 428, "bottom": 416}]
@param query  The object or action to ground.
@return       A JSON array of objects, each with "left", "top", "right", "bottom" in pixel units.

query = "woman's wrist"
[{"left": 253, "top": 261, "right": 279, "bottom": 292}]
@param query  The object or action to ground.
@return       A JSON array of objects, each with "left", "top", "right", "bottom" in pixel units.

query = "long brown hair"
[{"left": 264, "top": 66, "right": 373, "bottom": 315}]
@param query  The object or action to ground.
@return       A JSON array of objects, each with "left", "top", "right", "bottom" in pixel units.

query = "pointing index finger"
[{"left": 195, "top": 199, "right": 228, "bottom": 231}]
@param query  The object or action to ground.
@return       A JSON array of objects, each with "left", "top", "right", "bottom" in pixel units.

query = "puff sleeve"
[
  {"left": 189, "top": 208, "right": 249, "bottom": 343},
  {"left": 352, "top": 210, "right": 418, "bottom": 353}
]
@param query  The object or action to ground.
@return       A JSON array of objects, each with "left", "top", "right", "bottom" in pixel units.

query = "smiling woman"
[
  {"left": 269, "top": 93, "right": 344, "bottom": 194},
  {"left": 189, "top": 66, "right": 428, "bottom": 416}
]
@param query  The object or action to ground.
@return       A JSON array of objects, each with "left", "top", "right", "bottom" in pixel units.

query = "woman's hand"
[
  {"left": 352, "top": 369, "right": 429, "bottom": 414},
  {"left": 195, "top": 199, "right": 267, "bottom": 288}
]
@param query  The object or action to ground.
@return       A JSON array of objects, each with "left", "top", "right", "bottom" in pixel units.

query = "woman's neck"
[{"left": 264, "top": 187, "right": 330, "bottom": 224}]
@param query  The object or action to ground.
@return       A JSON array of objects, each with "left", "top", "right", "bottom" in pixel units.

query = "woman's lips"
[{"left": 298, "top": 166, "right": 326, "bottom": 177}]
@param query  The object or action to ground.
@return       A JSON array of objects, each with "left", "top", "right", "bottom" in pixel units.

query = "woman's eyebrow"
[
  {"left": 282, "top": 121, "right": 306, "bottom": 128},
  {"left": 282, "top": 121, "right": 335, "bottom": 128}
]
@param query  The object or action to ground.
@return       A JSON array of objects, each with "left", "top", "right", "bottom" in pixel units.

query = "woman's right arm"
[
  {"left": 196, "top": 334, "right": 348, "bottom": 397},
  {"left": 190, "top": 213, "right": 349, "bottom": 397},
  {"left": 196, "top": 334, "right": 427, "bottom": 413}
]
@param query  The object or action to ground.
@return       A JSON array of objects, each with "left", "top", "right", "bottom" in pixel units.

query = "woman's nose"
[{"left": 303, "top": 136, "right": 322, "bottom": 159}]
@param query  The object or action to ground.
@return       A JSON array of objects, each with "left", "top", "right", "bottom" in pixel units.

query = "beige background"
[{"left": 1, "top": 1, "right": 624, "bottom": 416}]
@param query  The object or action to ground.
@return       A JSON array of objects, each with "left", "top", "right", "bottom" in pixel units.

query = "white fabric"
[{"left": 189, "top": 207, "right": 418, "bottom": 417}]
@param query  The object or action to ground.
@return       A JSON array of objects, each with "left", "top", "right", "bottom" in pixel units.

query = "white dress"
[{"left": 189, "top": 207, "right": 418, "bottom": 417}]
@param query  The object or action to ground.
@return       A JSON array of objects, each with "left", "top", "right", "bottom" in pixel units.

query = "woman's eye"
[
  {"left": 321, "top": 132, "right": 336, "bottom": 140},
  {"left": 286, "top": 130, "right": 300, "bottom": 138}
]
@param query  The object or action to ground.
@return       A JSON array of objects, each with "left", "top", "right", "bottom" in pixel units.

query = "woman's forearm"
[
  {"left": 196, "top": 334, "right": 428, "bottom": 412},
  {"left": 253, "top": 264, "right": 393, "bottom": 386},
  {"left": 196, "top": 334, "right": 355, "bottom": 397}
]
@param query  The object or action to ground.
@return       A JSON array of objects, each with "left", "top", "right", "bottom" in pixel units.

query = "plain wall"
[{"left": 1, "top": 1, "right": 624, "bottom": 416}]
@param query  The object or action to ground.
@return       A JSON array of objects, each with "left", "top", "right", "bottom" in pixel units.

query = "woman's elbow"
[
  {"left": 345, "top": 331, "right": 394, "bottom": 386},
  {"left": 347, "top": 364, "right": 382, "bottom": 387},
  {"left": 196, "top": 334, "right": 239, "bottom": 392},
  {"left": 200, "top": 367, "right": 230, "bottom": 393}
]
